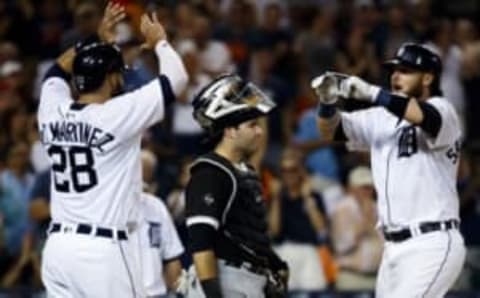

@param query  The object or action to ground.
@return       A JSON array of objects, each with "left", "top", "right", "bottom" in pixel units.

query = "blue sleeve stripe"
[{"left": 159, "top": 75, "right": 176, "bottom": 106}]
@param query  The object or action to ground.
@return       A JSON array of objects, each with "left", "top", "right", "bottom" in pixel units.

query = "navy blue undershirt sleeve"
[
  {"left": 417, "top": 102, "right": 442, "bottom": 138},
  {"left": 159, "top": 75, "right": 176, "bottom": 106},
  {"left": 43, "top": 63, "right": 71, "bottom": 82}
]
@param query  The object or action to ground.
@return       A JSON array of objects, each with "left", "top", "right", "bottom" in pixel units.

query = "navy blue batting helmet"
[
  {"left": 383, "top": 43, "right": 442, "bottom": 74},
  {"left": 72, "top": 42, "right": 125, "bottom": 93}
]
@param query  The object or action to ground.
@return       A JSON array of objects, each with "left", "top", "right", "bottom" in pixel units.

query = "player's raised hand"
[
  {"left": 140, "top": 13, "right": 167, "bottom": 49},
  {"left": 98, "top": 2, "right": 126, "bottom": 44},
  {"left": 56, "top": 47, "right": 76, "bottom": 74}
]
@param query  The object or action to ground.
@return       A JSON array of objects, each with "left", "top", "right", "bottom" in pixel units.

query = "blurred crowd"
[{"left": 1, "top": 0, "right": 480, "bottom": 295}]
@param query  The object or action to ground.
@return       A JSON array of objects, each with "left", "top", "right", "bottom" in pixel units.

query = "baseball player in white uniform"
[
  {"left": 132, "top": 191, "right": 184, "bottom": 298},
  {"left": 38, "top": 4, "right": 188, "bottom": 297},
  {"left": 312, "top": 43, "right": 466, "bottom": 297}
]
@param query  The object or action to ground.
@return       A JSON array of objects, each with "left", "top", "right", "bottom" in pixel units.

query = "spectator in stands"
[
  {"left": 166, "top": 156, "right": 193, "bottom": 267},
  {"left": 253, "top": 2, "right": 296, "bottom": 86},
  {"left": 213, "top": 0, "right": 257, "bottom": 75},
  {"left": 0, "top": 143, "right": 34, "bottom": 256},
  {"left": 0, "top": 142, "right": 38, "bottom": 288},
  {"left": 331, "top": 166, "right": 382, "bottom": 290},
  {"left": 141, "top": 149, "right": 159, "bottom": 196},
  {"left": 335, "top": 26, "right": 380, "bottom": 83},
  {"left": 409, "top": 0, "right": 433, "bottom": 41},
  {"left": 191, "top": 11, "right": 234, "bottom": 76},
  {"left": 249, "top": 43, "right": 294, "bottom": 172},
  {"left": 461, "top": 38, "right": 480, "bottom": 142},
  {"left": 0, "top": 233, "right": 41, "bottom": 289},
  {"left": 29, "top": 169, "right": 50, "bottom": 251},
  {"left": 174, "top": 2, "right": 196, "bottom": 40},
  {"left": 295, "top": 8, "right": 336, "bottom": 79},
  {"left": 293, "top": 94, "right": 340, "bottom": 182},
  {"left": 172, "top": 40, "right": 210, "bottom": 157},
  {"left": 60, "top": 0, "right": 102, "bottom": 50},
  {"left": 455, "top": 19, "right": 477, "bottom": 50},
  {"left": 269, "top": 148, "right": 331, "bottom": 293},
  {"left": 425, "top": 18, "right": 466, "bottom": 128},
  {"left": 379, "top": 2, "right": 413, "bottom": 60},
  {"left": 33, "top": 0, "right": 69, "bottom": 59},
  {"left": 456, "top": 151, "right": 480, "bottom": 290}
]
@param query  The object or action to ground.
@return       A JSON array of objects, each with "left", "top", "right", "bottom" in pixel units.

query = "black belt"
[
  {"left": 383, "top": 220, "right": 459, "bottom": 243},
  {"left": 223, "top": 259, "right": 267, "bottom": 275},
  {"left": 49, "top": 223, "right": 128, "bottom": 240}
]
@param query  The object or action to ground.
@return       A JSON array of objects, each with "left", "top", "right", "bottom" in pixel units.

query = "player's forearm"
[
  {"left": 193, "top": 250, "right": 223, "bottom": 298},
  {"left": 193, "top": 250, "right": 218, "bottom": 280},
  {"left": 43, "top": 48, "right": 74, "bottom": 83},
  {"left": 55, "top": 47, "right": 75, "bottom": 74},
  {"left": 154, "top": 40, "right": 188, "bottom": 96},
  {"left": 375, "top": 89, "right": 442, "bottom": 137},
  {"left": 164, "top": 259, "right": 182, "bottom": 291}
]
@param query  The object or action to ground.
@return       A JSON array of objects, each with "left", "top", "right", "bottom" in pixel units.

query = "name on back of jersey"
[{"left": 39, "top": 120, "right": 115, "bottom": 152}]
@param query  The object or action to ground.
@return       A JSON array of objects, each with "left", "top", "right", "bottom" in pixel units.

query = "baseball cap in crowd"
[
  {"left": 0, "top": 60, "right": 22, "bottom": 77},
  {"left": 348, "top": 166, "right": 374, "bottom": 187}
]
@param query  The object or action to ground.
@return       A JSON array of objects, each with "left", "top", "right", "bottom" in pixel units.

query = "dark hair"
[
  {"left": 430, "top": 74, "right": 443, "bottom": 96},
  {"left": 202, "top": 130, "right": 224, "bottom": 151}
]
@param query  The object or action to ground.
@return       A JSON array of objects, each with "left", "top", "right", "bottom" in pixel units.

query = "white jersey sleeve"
[
  {"left": 155, "top": 41, "right": 188, "bottom": 97},
  {"left": 96, "top": 79, "right": 166, "bottom": 141},
  {"left": 39, "top": 76, "right": 73, "bottom": 117},
  {"left": 95, "top": 41, "right": 188, "bottom": 142},
  {"left": 340, "top": 107, "right": 384, "bottom": 151},
  {"left": 423, "top": 97, "right": 462, "bottom": 149}
]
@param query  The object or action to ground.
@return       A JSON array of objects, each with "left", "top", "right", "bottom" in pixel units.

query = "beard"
[
  {"left": 111, "top": 83, "right": 124, "bottom": 97},
  {"left": 392, "top": 80, "right": 423, "bottom": 98},
  {"left": 406, "top": 81, "right": 423, "bottom": 98}
]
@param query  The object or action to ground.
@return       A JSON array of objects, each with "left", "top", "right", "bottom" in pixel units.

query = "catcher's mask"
[{"left": 192, "top": 74, "right": 276, "bottom": 139}]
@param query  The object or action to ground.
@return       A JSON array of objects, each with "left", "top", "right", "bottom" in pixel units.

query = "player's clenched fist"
[{"left": 140, "top": 13, "right": 167, "bottom": 49}]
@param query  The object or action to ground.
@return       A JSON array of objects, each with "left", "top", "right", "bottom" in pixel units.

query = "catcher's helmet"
[
  {"left": 383, "top": 43, "right": 442, "bottom": 74},
  {"left": 192, "top": 74, "right": 275, "bottom": 134},
  {"left": 72, "top": 42, "right": 125, "bottom": 93}
]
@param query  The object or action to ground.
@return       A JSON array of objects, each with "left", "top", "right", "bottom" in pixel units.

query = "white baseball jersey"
[
  {"left": 134, "top": 192, "right": 184, "bottom": 296},
  {"left": 37, "top": 42, "right": 187, "bottom": 229},
  {"left": 340, "top": 96, "right": 462, "bottom": 228},
  {"left": 38, "top": 78, "right": 165, "bottom": 228}
]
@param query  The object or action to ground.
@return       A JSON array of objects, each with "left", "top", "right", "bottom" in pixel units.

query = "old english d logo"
[
  {"left": 148, "top": 222, "right": 161, "bottom": 248},
  {"left": 398, "top": 126, "right": 417, "bottom": 158}
]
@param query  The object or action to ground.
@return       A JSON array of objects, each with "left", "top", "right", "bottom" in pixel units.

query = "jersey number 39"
[{"left": 47, "top": 145, "right": 98, "bottom": 193}]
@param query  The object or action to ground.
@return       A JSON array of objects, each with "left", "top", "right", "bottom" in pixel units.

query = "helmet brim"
[{"left": 383, "top": 58, "right": 438, "bottom": 73}]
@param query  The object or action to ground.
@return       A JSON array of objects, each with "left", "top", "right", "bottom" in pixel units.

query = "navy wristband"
[
  {"left": 375, "top": 89, "right": 392, "bottom": 106},
  {"left": 317, "top": 104, "right": 337, "bottom": 118},
  {"left": 374, "top": 89, "right": 409, "bottom": 119},
  {"left": 200, "top": 278, "right": 223, "bottom": 298}
]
